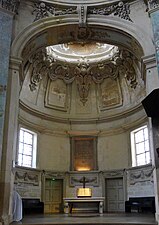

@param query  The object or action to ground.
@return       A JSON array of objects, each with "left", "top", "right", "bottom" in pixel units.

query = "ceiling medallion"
[{"left": 28, "top": 44, "right": 138, "bottom": 105}]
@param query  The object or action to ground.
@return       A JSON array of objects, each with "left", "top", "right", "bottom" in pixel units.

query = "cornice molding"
[
  {"left": 30, "top": 0, "right": 134, "bottom": 6},
  {"left": 67, "top": 130, "right": 100, "bottom": 136},
  {"left": 142, "top": 54, "right": 157, "bottom": 69},
  {"left": 19, "top": 98, "right": 145, "bottom": 124}
]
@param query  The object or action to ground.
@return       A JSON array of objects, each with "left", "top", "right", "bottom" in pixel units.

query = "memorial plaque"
[{"left": 71, "top": 136, "right": 97, "bottom": 171}]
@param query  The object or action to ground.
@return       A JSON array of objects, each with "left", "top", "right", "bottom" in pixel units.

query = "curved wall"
[{"left": 14, "top": 0, "right": 152, "bottom": 172}]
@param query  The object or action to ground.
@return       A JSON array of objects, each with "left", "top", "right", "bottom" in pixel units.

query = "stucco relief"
[
  {"left": 28, "top": 48, "right": 139, "bottom": 105},
  {"left": 0, "top": 0, "right": 20, "bottom": 14},
  {"left": 69, "top": 173, "right": 99, "bottom": 187},
  {"left": 45, "top": 79, "right": 69, "bottom": 111},
  {"left": 103, "top": 170, "right": 124, "bottom": 178},
  {"left": 99, "top": 78, "right": 122, "bottom": 110},
  {"left": 43, "top": 171, "right": 65, "bottom": 179},
  {"left": 32, "top": 2, "right": 77, "bottom": 21},
  {"left": 88, "top": 1, "right": 132, "bottom": 22},
  {"left": 14, "top": 170, "right": 40, "bottom": 186},
  {"left": 127, "top": 167, "right": 154, "bottom": 186},
  {"left": 147, "top": 0, "right": 159, "bottom": 10},
  {"left": 31, "top": 1, "right": 132, "bottom": 23}
]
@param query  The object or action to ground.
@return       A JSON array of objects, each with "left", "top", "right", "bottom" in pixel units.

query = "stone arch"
[{"left": 11, "top": 15, "right": 154, "bottom": 61}]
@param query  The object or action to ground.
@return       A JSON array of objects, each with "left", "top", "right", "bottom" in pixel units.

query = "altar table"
[{"left": 63, "top": 197, "right": 105, "bottom": 215}]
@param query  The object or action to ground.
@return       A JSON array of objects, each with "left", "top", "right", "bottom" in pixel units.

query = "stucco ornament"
[
  {"left": 28, "top": 46, "right": 138, "bottom": 105},
  {"left": 32, "top": 2, "right": 77, "bottom": 21},
  {"left": 148, "top": 0, "right": 159, "bottom": 9},
  {"left": 0, "top": 0, "right": 20, "bottom": 13},
  {"left": 88, "top": 1, "right": 132, "bottom": 22},
  {"left": 32, "top": 0, "right": 132, "bottom": 23}
]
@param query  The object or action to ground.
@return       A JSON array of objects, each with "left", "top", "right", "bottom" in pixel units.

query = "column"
[{"left": 0, "top": 2, "right": 20, "bottom": 225}]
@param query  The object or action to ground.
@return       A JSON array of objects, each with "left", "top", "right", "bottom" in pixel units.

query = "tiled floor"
[{"left": 10, "top": 213, "right": 157, "bottom": 225}]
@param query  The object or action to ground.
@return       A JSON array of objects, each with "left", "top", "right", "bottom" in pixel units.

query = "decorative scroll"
[
  {"left": 32, "top": 2, "right": 77, "bottom": 21},
  {"left": 0, "top": 0, "right": 20, "bottom": 14},
  {"left": 15, "top": 171, "right": 39, "bottom": 186},
  {"left": 88, "top": 1, "right": 132, "bottom": 22},
  {"left": 29, "top": 49, "right": 51, "bottom": 91},
  {"left": 28, "top": 47, "right": 138, "bottom": 105}
]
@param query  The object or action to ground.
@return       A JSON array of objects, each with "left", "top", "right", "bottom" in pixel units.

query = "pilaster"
[
  {"left": 142, "top": 54, "right": 159, "bottom": 94},
  {"left": 148, "top": 2, "right": 159, "bottom": 76},
  {"left": 0, "top": 2, "right": 20, "bottom": 224}
]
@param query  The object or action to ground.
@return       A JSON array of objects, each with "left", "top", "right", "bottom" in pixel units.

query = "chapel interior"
[{"left": 1, "top": 0, "right": 159, "bottom": 225}]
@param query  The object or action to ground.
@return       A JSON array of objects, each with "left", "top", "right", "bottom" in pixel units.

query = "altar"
[{"left": 63, "top": 197, "right": 105, "bottom": 215}]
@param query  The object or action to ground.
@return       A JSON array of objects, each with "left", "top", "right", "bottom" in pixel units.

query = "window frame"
[
  {"left": 17, "top": 127, "right": 37, "bottom": 168},
  {"left": 131, "top": 125, "right": 151, "bottom": 167}
]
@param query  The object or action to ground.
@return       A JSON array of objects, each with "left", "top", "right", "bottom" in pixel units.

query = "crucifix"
[
  {"left": 79, "top": 176, "right": 89, "bottom": 188},
  {"left": 72, "top": 176, "right": 96, "bottom": 187}
]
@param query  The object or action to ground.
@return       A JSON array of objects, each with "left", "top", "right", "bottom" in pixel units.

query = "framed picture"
[{"left": 70, "top": 136, "right": 97, "bottom": 171}]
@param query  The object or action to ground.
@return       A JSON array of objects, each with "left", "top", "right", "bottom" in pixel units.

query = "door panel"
[
  {"left": 106, "top": 178, "right": 124, "bottom": 212},
  {"left": 44, "top": 179, "right": 63, "bottom": 213}
]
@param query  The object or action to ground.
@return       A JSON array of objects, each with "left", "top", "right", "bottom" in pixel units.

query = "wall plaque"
[{"left": 71, "top": 136, "right": 97, "bottom": 171}]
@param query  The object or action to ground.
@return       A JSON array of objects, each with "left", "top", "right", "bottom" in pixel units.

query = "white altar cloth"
[{"left": 12, "top": 191, "right": 22, "bottom": 221}]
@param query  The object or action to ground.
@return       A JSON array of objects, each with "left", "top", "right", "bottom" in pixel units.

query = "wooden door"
[
  {"left": 105, "top": 178, "right": 124, "bottom": 212},
  {"left": 44, "top": 179, "right": 63, "bottom": 213}
]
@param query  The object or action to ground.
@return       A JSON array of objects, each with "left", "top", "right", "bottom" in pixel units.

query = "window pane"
[
  {"left": 19, "top": 130, "right": 24, "bottom": 142},
  {"left": 18, "top": 128, "right": 37, "bottom": 168},
  {"left": 146, "top": 152, "right": 151, "bottom": 164},
  {"left": 23, "top": 144, "right": 32, "bottom": 155},
  {"left": 131, "top": 126, "right": 151, "bottom": 167},
  {"left": 144, "top": 128, "right": 148, "bottom": 140},
  {"left": 145, "top": 140, "right": 149, "bottom": 152},
  {"left": 136, "top": 142, "right": 144, "bottom": 154},
  {"left": 137, "top": 154, "right": 146, "bottom": 166},
  {"left": 23, "top": 155, "right": 32, "bottom": 167},
  {"left": 19, "top": 143, "right": 23, "bottom": 154},
  {"left": 24, "top": 131, "right": 33, "bottom": 145},
  {"left": 135, "top": 130, "right": 144, "bottom": 143},
  {"left": 18, "top": 153, "right": 23, "bottom": 166}
]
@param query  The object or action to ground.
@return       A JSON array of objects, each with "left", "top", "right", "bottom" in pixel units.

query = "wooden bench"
[
  {"left": 22, "top": 198, "right": 44, "bottom": 214},
  {"left": 125, "top": 197, "right": 155, "bottom": 213}
]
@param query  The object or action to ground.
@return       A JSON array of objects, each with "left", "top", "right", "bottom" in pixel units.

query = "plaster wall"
[
  {"left": 38, "top": 133, "right": 70, "bottom": 171},
  {"left": 33, "top": 130, "right": 130, "bottom": 171},
  {"left": 98, "top": 133, "right": 129, "bottom": 171}
]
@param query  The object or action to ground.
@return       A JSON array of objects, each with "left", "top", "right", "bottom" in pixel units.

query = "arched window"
[
  {"left": 17, "top": 127, "right": 37, "bottom": 168},
  {"left": 131, "top": 125, "right": 151, "bottom": 167}
]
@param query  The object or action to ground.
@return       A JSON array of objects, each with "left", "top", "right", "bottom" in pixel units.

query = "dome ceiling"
[
  {"left": 48, "top": 43, "right": 117, "bottom": 63},
  {"left": 27, "top": 43, "right": 142, "bottom": 106},
  {"left": 20, "top": 40, "right": 145, "bottom": 122},
  {"left": 14, "top": 0, "right": 148, "bottom": 124}
]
